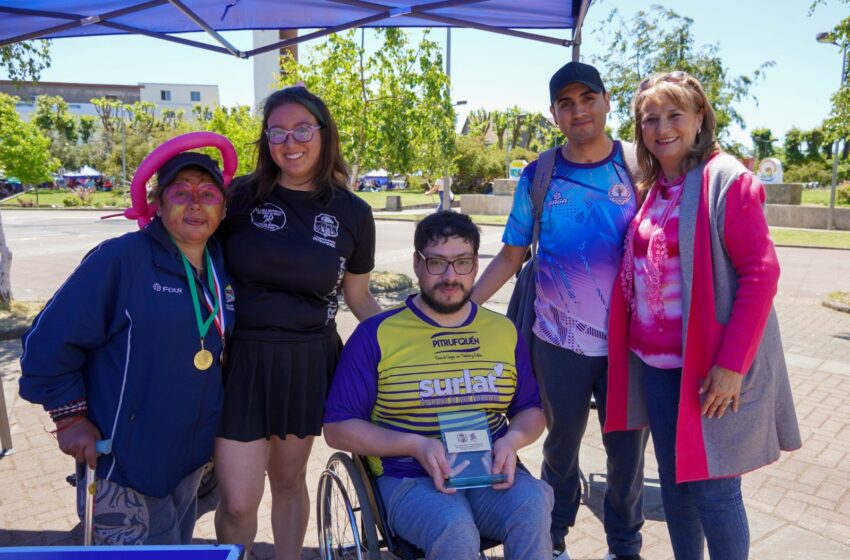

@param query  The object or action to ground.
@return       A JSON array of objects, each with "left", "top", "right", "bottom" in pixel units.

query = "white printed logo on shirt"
[
  {"left": 313, "top": 213, "right": 339, "bottom": 248},
  {"left": 250, "top": 203, "right": 287, "bottom": 231}
]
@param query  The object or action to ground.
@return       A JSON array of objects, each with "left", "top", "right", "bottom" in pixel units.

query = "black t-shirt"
[{"left": 218, "top": 179, "right": 375, "bottom": 339}]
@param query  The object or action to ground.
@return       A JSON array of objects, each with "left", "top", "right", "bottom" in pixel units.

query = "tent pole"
[
  {"left": 166, "top": 0, "right": 241, "bottom": 56},
  {"left": 571, "top": 0, "right": 591, "bottom": 61}
]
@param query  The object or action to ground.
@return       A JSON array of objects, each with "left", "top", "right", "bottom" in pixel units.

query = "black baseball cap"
[
  {"left": 549, "top": 61, "right": 605, "bottom": 102},
  {"left": 156, "top": 152, "right": 224, "bottom": 189}
]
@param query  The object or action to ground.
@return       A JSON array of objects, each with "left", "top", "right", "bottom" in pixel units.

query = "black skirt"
[{"left": 218, "top": 331, "right": 342, "bottom": 441}]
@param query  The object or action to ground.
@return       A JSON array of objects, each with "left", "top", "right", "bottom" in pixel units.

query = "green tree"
[
  {"left": 591, "top": 5, "right": 773, "bottom": 142},
  {"left": 0, "top": 93, "right": 57, "bottom": 184},
  {"left": 805, "top": 127, "right": 826, "bottom": 160},
  {"left": 91, "top": 97, "right": 123, "bottom": 154},
  {"left": 197, "top": 105, "right": 260, "bottom": 178},
  {"left": 79, "top": 116, "right": 97, "bottom": 144},
  {"left": 31, "top": 95, "right": 83, "bottom": 170},
  {"left": 0, "top": 42, "right": 52, "bottom": 305},
  {"left": 1, "top": 41, "right": 50, "bottom": 82},
  {"left": 280, "top": 29, "right": 454, "bottom": 182},
  {"left": 784, "top": 127, "right": 806, "bottom": 166},
  {"left": 751, "top": 127, "right": 776, "bottom": 160},
  {"left": 33, "top": 95, "right": 77, "bottom": 142},
  {"left": 464, "top": 109, "right": 492, "bottom": 138},
  {"left": 811, "top": 0, "right": 850, "bottom": 177}
]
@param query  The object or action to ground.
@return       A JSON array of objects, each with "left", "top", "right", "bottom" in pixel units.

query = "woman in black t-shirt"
[{"left": 214, "top": 86, "right": 381, "bottom": 559}]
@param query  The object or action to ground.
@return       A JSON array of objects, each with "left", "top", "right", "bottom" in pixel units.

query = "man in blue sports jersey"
[
  {"left": 324, "top": 212, "right": 554, "bottom": 560},
  {"left": 472, "top": 62, "right": 648, "bottom": 560}
]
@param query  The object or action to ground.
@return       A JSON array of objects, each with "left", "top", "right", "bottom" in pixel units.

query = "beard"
[{"left": 419, "top": 281, "right": 472, "bottom": 315}]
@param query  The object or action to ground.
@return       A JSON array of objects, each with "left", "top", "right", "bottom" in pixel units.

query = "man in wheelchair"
[{"left": 324, "top": 211, "right": 554, "bottom": 560}]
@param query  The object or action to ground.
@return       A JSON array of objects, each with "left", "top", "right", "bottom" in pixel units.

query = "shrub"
[
  {"left": 837, "top": 183, "right": 850, "bottom": 206},
  {"left": 452, "top": 136, "right": 505, "bottom": 192},
  {"left": 783, "top": 160, "right": 833, "bottom": 187},
  {"left": 63, "top": 196, "right": 82, "bottom": 207}
]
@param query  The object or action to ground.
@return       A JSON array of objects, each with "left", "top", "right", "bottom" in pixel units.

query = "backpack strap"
[
  {"left": 530, "top": 147, "right": 558, "bottom": 256},
  {"left": 619, "top": 140, "right": 643, "bottom": 189}
]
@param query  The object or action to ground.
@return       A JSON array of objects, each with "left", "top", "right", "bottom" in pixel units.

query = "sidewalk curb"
[
  {"left": 0, "top": 325, "right": 27, "bottom": 342},
  {"left": 822, "top": 298, "right": 850, "bottom": 314}
]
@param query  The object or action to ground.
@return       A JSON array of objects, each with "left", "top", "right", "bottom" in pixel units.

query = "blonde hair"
[{"left": 632, "top": 72, "right": 720, "bottom": 194}]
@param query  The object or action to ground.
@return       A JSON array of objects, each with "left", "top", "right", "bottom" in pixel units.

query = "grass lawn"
[
  {"left": 377, "top": 214, "right": 850, "bottom": 249},
  {"left": 800, "top": 188, "right": 850, "bottom": 207},
  {"left": 355, "top": 190, "right": 443, "bottom": 209},
  {"left": 827, "top": 291, "right": 850, "bottom": 305},
  {"left": 0, "top": 300, "right": 45, "bottom": 333},
  {"left": 768, "top": 227, "right": 850, "bottom": 249},
  {"left": 1, "top": 189, "right": 128, "bottom": 208},
  {"left": 378, "top": 213, "right": 507, "bottom": 226}
]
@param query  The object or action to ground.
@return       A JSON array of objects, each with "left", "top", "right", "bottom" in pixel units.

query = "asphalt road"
[{"left": 1, "top": 209, "right": 513, "bottom": 302}]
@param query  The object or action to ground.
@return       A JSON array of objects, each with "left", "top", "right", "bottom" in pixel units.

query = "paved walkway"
[{"left": 1, "top": 243, "right": 849, "bottom": 559}]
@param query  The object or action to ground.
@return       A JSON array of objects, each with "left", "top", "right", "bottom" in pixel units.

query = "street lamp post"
[
  {"left": 443, "top": 28, "right": 452, "bottom": 212},
  {"left": 120, "top": 105, "right": 127, "bottom": 188},
  {"left": 817, "top": 31, "right": 848, "bottom": 231}
]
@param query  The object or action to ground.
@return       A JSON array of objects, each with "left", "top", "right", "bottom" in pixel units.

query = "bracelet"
[
  {"left": 49, "top": 399, "right": 88, "bottom": 422},
  {"left": 50, "top": 415, "right": 87, "bottom": 435}
]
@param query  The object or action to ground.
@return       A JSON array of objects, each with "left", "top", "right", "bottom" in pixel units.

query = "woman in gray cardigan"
[{"left": 606, "top": 71, "right": 801, "bottom": 559}]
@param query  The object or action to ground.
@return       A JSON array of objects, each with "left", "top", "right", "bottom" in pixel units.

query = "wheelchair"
[{"left": 316, "top": 452, "right": 503, "bottom": 560}]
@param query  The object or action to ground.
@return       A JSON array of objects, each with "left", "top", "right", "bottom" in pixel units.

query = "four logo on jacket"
[
  {"left": 152, "top": 282, "right": 183, "bottom": 294},
  {"left": 251, "top": 203, "right": 286, "bottom": 231}
]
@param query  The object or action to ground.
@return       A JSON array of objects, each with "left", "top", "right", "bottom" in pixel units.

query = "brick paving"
[{"left": 2, "top": 244, "right": 850, "bottom": 558}]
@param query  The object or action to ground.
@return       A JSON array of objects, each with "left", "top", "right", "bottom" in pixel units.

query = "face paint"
[
  {"left": 159, "top": 170, "right": 225, "bottom": 250},
  {"left": 164, "top": 182, "right": 224, "bottom": 206}
]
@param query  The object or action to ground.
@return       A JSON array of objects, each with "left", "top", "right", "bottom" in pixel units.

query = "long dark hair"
[
  {"left": 247, "top": 86, "right": 350, "bottom": 204},
  {"left": 632, "top": 71, "right": 720, "bottom": 195}
]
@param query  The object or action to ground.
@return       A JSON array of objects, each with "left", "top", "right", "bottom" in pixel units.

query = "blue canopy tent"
[{"left": 0, "top": 1, "right": 592, "bottom": 60}]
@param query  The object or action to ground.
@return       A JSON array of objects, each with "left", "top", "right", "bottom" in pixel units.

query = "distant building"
[
  {"left": 252, "top": 30, "right": 298, "bottom": 112},
  {"left": 0, "top": 80, "right": 220, "bottom": 120},
  {"left": 139, "top": 82, "right": 219, "bottom": 116}
]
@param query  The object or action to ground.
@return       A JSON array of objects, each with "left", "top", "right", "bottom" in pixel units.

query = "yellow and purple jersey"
[{"left": 324, "top": 296, "right": 541, "bottom": 478}]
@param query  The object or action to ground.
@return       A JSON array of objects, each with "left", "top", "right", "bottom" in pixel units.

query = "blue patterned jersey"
[{"left": 503, "top": 142, "right": 637, "bottom": 356}]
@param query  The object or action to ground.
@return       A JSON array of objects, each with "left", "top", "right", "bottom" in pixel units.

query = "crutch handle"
[{"left": 83, "top": 439, "right": 112, "bottom": 546}]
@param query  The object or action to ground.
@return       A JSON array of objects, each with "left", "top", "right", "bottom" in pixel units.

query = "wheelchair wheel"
[{"left": 317, "top": 452, "right": 381, "bottom": 560}]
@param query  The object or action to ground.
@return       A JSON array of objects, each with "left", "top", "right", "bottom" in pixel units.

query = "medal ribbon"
[
  {"left": 202, "top": 263, "right": 225, "bottom": 338},
  {"left": 173, "top": 241, "right": 221, "bottom": 343}
]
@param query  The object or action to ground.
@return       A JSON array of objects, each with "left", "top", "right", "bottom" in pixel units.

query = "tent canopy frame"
[{"left": 0, "top": 0, "right": 592, "bottom": 61}]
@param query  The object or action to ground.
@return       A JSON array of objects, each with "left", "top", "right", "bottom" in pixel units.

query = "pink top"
[{"left": 629, "top": 176, "right": 684, "bottom": 369}]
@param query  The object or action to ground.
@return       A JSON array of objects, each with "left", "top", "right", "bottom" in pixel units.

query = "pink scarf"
[{"left": 621, "top": 174, "right": 685, "bottom": 318}]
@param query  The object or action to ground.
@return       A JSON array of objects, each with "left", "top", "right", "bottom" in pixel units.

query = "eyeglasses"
[
  {"left": 164, "top": 182, "right": 224, "bottom": 206},
  {"left": 417, "top": 251, "right": 476, "bottom": 275},
  {"left": 639, "top": 70, "right": 690, "bottom": 92},
  {"left": 265, "top": 124, "right": 323, "bottom": 145}
]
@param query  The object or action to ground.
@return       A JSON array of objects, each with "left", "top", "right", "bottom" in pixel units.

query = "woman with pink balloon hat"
[{"left": 19, "top": 132, "right": 238, "bottom": 545}]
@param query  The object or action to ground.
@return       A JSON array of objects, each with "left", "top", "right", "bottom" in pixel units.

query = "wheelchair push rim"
[{"left": 317, "top": 452, "right": 381, "bottom": 560}]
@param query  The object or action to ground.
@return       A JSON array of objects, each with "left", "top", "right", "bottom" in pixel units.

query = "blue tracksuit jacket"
[{"left": 19, "top": 218, "right": 235, "bottom": 498}]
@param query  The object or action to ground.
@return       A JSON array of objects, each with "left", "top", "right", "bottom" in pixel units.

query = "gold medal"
[
  {"left": 194, "top": 348, "right": 214, "bottom": 370},
  {"left": 174, "top": 244, "right": 223, "bottom": 373}
]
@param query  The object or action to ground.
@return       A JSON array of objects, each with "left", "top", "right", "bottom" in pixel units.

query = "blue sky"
[{"left": 4, "top": 0, "right": 846, "bottom": 150}]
